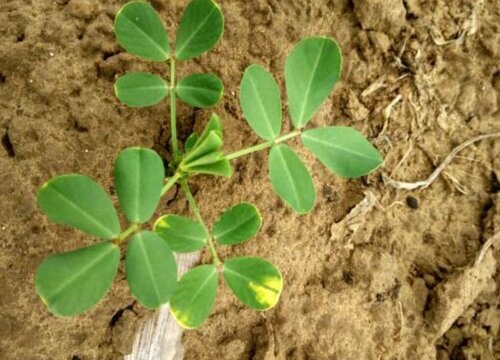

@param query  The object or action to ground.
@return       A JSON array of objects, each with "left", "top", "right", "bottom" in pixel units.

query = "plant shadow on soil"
[{"left": 0, "top": 0, "right": 499, "bottom": 359}]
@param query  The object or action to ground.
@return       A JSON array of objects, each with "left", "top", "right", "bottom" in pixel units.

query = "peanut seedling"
[{"left": 35, "top": 0, "right": 383, "bottom": 329}]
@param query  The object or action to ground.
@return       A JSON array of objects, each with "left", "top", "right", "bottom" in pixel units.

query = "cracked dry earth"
[{"left": 0, "top": 0, "right": 499, "bottom": 359}]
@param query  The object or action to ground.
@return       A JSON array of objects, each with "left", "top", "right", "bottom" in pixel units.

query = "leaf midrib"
[
  {"left": 224, "top": 266, "right": 279, "bottom": 294},
  {"left": 215, "top": 213, "right": 257, "bottom": 242},
  {"left": 49, "top": 186, "right": 115, "bottom": 238},
  {"left": 296, "top": 40, "right": 327, "bottom": 126},
  {"left": 136, "top": 235, "right": 163, "bottom": 304},
  {"left": 121, "top": 12, "right": 168, "bottom": 59},
  {"left": 274, "top": 146, "right": 302, "bottom": 210},
  {"left": 176, "top": 6, "right": 217, "bottom": 58},
  {"left": 247, "top": 71, "right": 278, "bottom": 139},
  {"left": 303, "top": 134, "right": 381, "bottom": 162},
  {"left": 44, "top": 244, "right": 116, "bottom": 303}
]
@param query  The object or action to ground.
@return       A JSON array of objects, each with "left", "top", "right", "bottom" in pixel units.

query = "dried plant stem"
[{"left": 383, "top": 133, "right": 500, "bottom": 190}]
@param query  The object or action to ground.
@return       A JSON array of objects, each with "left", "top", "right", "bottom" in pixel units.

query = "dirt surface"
[{"left": 0, "top": 0, "right": 499, "bottom": 359}]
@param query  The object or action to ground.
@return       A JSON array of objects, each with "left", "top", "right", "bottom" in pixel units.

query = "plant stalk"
[
  {"left": 226, "top": 130, "right": 301, "bottom": 161},
  {"left": 116, "top": 223, "right": 140, "bottom": 244},
  {"left": 169, "top": 58, "right": 179, "bottom": 161},
  {"left": 180, "top": 180, "right": 222, "bottom": 266},
  {"left": 161, "top": 172, "right": 181, "bottom": 196}
]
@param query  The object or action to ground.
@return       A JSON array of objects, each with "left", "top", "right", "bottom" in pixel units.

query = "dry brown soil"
[{"left": 0, "top": 0, "right": 499, "bottom": 359}]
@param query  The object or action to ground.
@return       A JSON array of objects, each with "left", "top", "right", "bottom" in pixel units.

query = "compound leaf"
[
  {"left": 301, "top": 126, "right": 383, "bottom": 178},
  {"left": 115, "top": 73, "right": 168, "bottom": 108},
  {"left": 223, "top": 257, "right": 282, "bottom": 310},
  {"left": 240, "top": 64, "right": 282, "bottom": 141},
  {"left": 214, "top": 203, "right": 261, "bottom": 245},
  {"left": 175, "top": 0, "right": 223, "bottom": 61},
  {"left": 170, "top": 265, "right": 218, "bottom": 329},
  {"left": 176, "top": 73, "right": 223, "bottom": 108},
  {"left": 114, "top": 148, "right": 165, "bottom": 224},
  {"left": 285, "top": 37, "right": 342, "bottom": 128},
  {"left": 114, "top": 1, "right": 170, "bottom": 61},
  {"left": 37, "top": 175, "right": 120, "bottom": 240},
  {"left": 268, "top": 144, "right": 316, "bottom": 214},
  {"left": 35, "top": 242, "right": 120, "bottom": 316},
  {"left": 126, "top": 231, "right": 177, "bottom": 308},
  {"left": 154, "top": 215, "right": 208, "bottom": 253}
]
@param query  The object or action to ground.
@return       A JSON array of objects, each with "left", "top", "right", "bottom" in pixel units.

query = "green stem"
[
  {"left": 169, "top": 58, "right": 179, "bottom": 161},
  {"left": 180, "top": 180, "right": 222, "bottom": 266},
  {"left": 161, "top": 172, "right": 181, "bottom": 196},
  {"left": 226, "top": 130, "right": 301, "bottom": 161},
  {"left": 116, "top": 223, "right": 140, "bottom": 244}
]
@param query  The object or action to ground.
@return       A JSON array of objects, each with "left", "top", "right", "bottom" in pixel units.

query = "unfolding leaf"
[
  {"left": 187, "top": 157, "right": 232, "bottom": 177},
  {"left": 154, "top": 215, "right": 207, "bottom": 253},
  {"left": 182, "top": 131, "right": 222, "bottom": 166},
  {"left": 176, "top": 73, "right": 223, "bottom": 108},
  {"left": 194, "top": 113, "right": 222, "bottom": 147},
  {"left": 114, "top": 147, "right": 164, "bottom": 223},
  {"left": 169, "top": 265, "right": 218, "bottom": 329},
  {"left": 239, "top": 64, "right": 282, "bottom": 140},
  {"left": 301, "top": 126, "right": 383, "bottom": 178},
  {"left": 115, "top": 73, "right": 168, "bottom": 107},
  {"left": 223, "top": 257, "right": 282, "bottom": 310},
  {"left": 35, "top": 242, "right": 120, "bottom": 316},
  {"left": 185, "top": 133, "right": 199, "bottom": 152},
  {"left": 268, "top": 144, "right": 316, "bottom": 214},
  {"left": 214, "top": 203, "right": 261, "bottom": 245},
  {"left": 37, "top": 175, "right": 120, "bottom": 240},
  {"left": 175, "top": 0, "right": 223, "bottom": 61},
  {"left": 126, "top": 231, "right": 177, "bottom": 308},
  {"left": 114, "top": 1, "right": 170, "bottom": 61},
  {"left": 285, "top": 37, "right": 342, "bottom": 128}
]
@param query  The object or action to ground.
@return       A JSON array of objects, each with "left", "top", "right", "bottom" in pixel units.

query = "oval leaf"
[
  {"left": 169, "top": 265, "right": 218, "bottom": 329},
  {"left": 114, "top": 1, "right": 170, "bottom": 61},
  {"left": 114, "top": 148, "right": 165, "bottom": 224},
  {"left": 214, "top": 203, "right": 261, "bottom": 245},
  {"left": 301, "top": 127, "right": 383, "bottom": 178},
  {"left": 175, "top": 0, "right": 223, "bottom": 61},
  {"left": 176, "top": 73, "right": 223, "bottom": 108},
  {"left": 115, "top": 72, "right": 168, "bottom": 108},
  {"left": 268, "top": 144, "right": 316, "bottom": 214},
  {"left": 38, "top": 175, "right": 120, "bottom": 240},
  {"left": 154, "top": 215, "right": 207, "bottom": 253},
  {"left": 239, "top": 64, "right": 282, "bottom": 141},
  {"left": 36, "top": 242, "right": 120, "bottom": 316},
  {"left": 285, "top": 37, "right": 342, "bottom": 128},
  {"left": 223, "top": 257, "right": 282, "bottom": 310},
  {"left": 126, "top": 231, "right": 177, "bottom": 308}
]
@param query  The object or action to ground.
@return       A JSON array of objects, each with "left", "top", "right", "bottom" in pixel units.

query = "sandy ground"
[{"left": 0, "top": 0, "right": 499, "bottom": 359}]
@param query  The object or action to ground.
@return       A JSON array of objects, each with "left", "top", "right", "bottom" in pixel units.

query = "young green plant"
[{"left": 34, "top": 0, "right": 383, "bottom": 329}]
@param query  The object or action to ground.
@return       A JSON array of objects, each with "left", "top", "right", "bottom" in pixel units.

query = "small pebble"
[{"left": 406, "top": 196, "right": 419, "bottom": 209}]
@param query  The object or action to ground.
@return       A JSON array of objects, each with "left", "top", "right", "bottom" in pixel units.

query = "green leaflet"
[
  {"left": 301, "top": 126, "right": 383, "bottom": 178},
  {"left": 268, "top": 144, "right": 316, "bottom": 214},
  {"left": 285, "top": 37, "right": 342, "bottom": 128},
  {"left": 193, "top": 113, "right": 222, "bottom": 147},
  {"left": 115, "top": 73, "right": 168, "bottom": 108},
  {"left": 175, "top": 0, "right": 224, "bottom": 61},
  {"left": 35, "top": 242, "right": 120, "bottom": 316},
  {"left": 154, "top": 215, "right": 208, "bottom": 253},
  {"left": 176, "top": 73, "right": 223, "bottom": 108},
  {"left": 114, "top": 148, "right": 165, "bottom": 223},
  {"left": 37, "top": 175, "right": 120, "bottom": 240},
  {"left": 170, "top": 265, "right": 218, "bottom": 329},
  {"left": 126, "top": 231, "right": 177, "bottom": 308},
  {"left": 223, "top": 257, "right": 282, "bottom": 310},
  {"left": 214, "top": 203, "right": 261, "bottom": 245},
  {"left": 239, "top": 64, "right": 282, "bottom": 141},
  {"left": 114, "top": 1, "right": 170, "bottom": 61}
]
